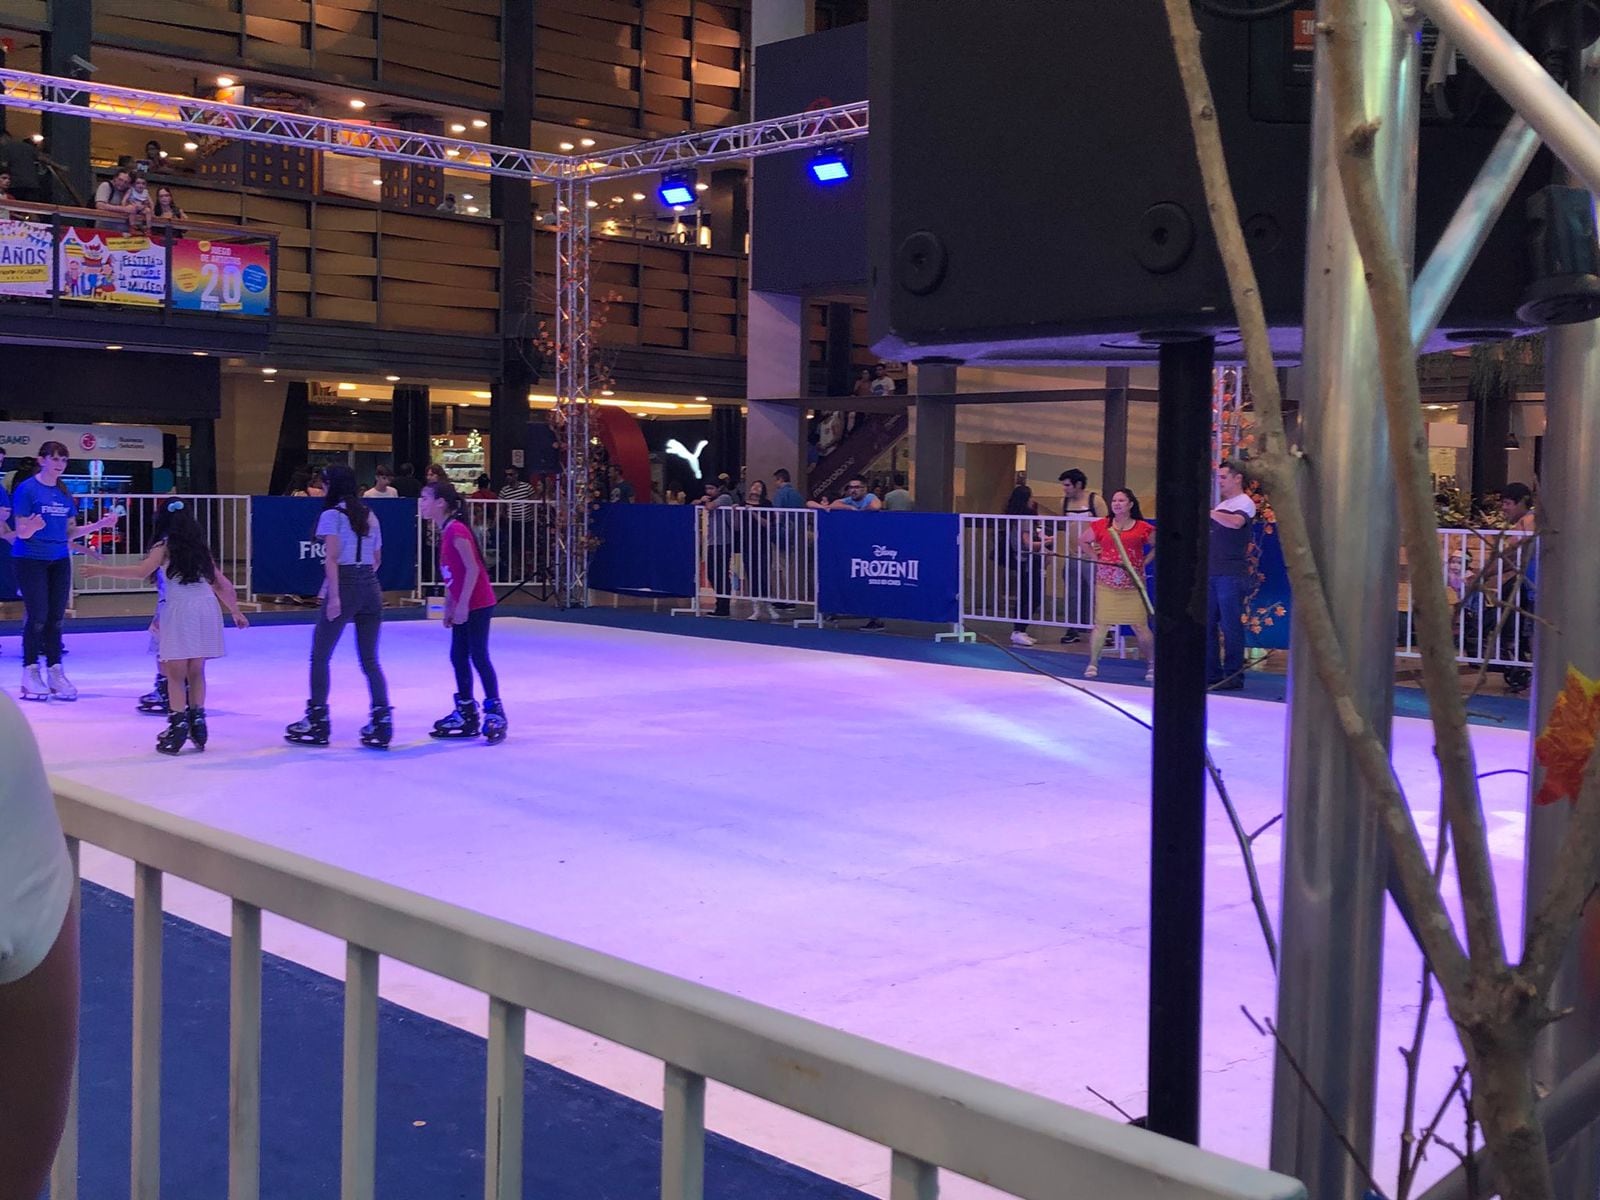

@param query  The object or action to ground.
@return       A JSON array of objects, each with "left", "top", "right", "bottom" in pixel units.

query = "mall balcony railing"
[{"left": 0, "top": 199, "right": 277, "bottom": 329}]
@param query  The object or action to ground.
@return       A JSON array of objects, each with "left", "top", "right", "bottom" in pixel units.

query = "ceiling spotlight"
[
  {"left": 183, "top": 141, "right": 199, "bottom": 151},
  {"left": 559, "top": 141, "right": 575, "bottom": 151},
  {"left": 261, "top": 367, "right": 278, "bottom": 375},
  {"left": 458, "top": 402, "right": 470, "bottom": 408},
  {"left": 694, "top": 182, "right": 708, "bottom": 192},
  {"left": 1506, "top": 431, "right": 1521, "bottom": 450},
  {"left": 450, "top": 123, "right": 466, "bottom": 133},
  {"left": 461, "top": 193, "right": 474, "bottom": 200},
  {"left": 631, "top": 192, "right": 646, "bottom": 201},
  {"left": 349, "top": 98, "right": 367, "bottom": 110},
  {"left": 809, "top": 144, "right": 853, "bottom": 184},
  {"left": 385, "top": 374, "right": 400, "bottom": 382},
  {"left": 371, "top": 178, "right": 383, "bottom": 186},
  {"left": 600, "top": 389, "right": 615, "bottom": 397},
  {"left": 30, "top": 133, "right": 44, "bottom": 144},
  {"left": 105, "top": 344, "right": 123, "bottom": 351},
  {"left": 579, "top": 137, "right": 596, "bottom": 147},
  {"left": 658, "top": 170, "right": 697, "bottom": 206},
  {"left": 611, "top": 195, "right": 625, "bottom": 204},
  {"left": 585, "top": 199, "right": 599, "bottom": 208},
  {"left": 471, "top": 118, "right": 487, "bottom": 129},
  {"left": 216, "top": 75, "right": 236, "bottom": 88},
  {"left": 694, "top": 395, "right": 709, "bottom": 403},
  {"left": 338, "top": 382, "right": 356, "bottom": 390},
  {"left": 445, "top": 148, "right": 460, "bottom": 158},
  {"left": 472, "top": 390, "right": 492, "bottom": 399},
  {"left": 465, "top": 206, "right": 480, "bottom": 214},
  {"left": 192, "top": 351, "right": 208, "bottom": 356},
  {"left": 359, "top": 397, "right": 371, "bottom": 403}
]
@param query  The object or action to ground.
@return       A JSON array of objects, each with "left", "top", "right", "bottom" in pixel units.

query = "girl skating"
[
  {"left": 419, "top": 479, "right": 505, "bottom": 743},
  {"left": 285, "top": 465, "right": 391, "bottom": 749},
  {"left": 82, "top": 499, "right": 248, "bottom": 753},
  {"left": 10, "top": 440, "right": 121, "bottom": 701}
]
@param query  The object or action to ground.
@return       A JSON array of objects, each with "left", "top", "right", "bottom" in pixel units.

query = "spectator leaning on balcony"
[
  {"left": 152, "top": 186, "right": 185, "bottom": 223},
  {"left": 93, "top": 167, "right": 138, "bottom": 218},
  {"left": 0, "top": 170, "right": 13, "bottom": 221},
  {"left": 808, "top": 477, "right": 882, "bottom": 512},
  {"left": 0, "top": 130, "right": 42, "bottom": 201}
]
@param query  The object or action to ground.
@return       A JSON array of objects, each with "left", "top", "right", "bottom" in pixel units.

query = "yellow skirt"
[{"left": 1094, "top": 582, "right": 1148, "bottom": 627}]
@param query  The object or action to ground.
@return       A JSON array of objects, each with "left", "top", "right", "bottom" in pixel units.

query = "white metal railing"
[
  {"left": 960, "top": 514, "right": 1102, "bottom": 634},
  {"left": 414, "top": 498, "right": 557, "bottom": 599},
  {"left": 69, "top": 493, "right": 255, "bottom": 604},
  {"left": 50, "top": 781, "right": 1306, "bottom": 1200},
  {"left": 676, "top": 505, "right": 820, "bottom": 621},
  {"left": 1401, "top": 527, "right": 1535, "bottom": 668}
]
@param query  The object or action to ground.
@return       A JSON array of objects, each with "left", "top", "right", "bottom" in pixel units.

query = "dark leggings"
[
  {"left": 309, "top": 566, "right": 388, "bottom": 707},
  {"left": 450, "top": 606, "right": 499, "bottom": 700},
  {"left": 16, "top": 557, "right": 71, "bottom": 666}
]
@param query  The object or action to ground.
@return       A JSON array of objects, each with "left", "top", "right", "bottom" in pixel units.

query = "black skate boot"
[
  {"left": 359, "top": 704, "right": 393, "bottom": 750},
  {"left": 284, "top": 703, "right": 331, "bottom": 746},
  {"left": 481, "top": 698, "right": 507, "bottom": 744},
  {"left": 188, "top": 706, "right": 209, "bottom": 751},
  {"left": 156, "top": 709, "right": 190, "bottom": 756},
  {"left": 430, "top": 695, "right": 479, "bottom": 739},
  {"left": 138, "top": 673, "right": 170, "bottom": 715}
]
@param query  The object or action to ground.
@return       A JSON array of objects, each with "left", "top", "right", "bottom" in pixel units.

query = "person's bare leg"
[
  {"left": 186, "top": 659, "right": 207, "bottom": 708},
  {"left": 1086, "top": 622, "right": 1110, "bottom": 673},
  {"left": 1134, "top": 625, "right": 1157, "bottom": 675},
  {"left": 0, "top": 893, "right": 80, "bottom": 1200}
]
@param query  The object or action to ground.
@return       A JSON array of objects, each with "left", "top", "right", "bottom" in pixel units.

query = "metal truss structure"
[{"left": 0, "top": 69, "right": 871, "bottom": 605}]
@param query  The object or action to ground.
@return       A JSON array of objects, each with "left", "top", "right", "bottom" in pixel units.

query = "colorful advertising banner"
[
  {"left": 0, "top": 220, "right": 53, "bottom": 298},
  {"left": 171, "top": 237, "right": 273, "bottom": 315},
  {"left": 57, "top": 226, "right": 165, "bottom": 306}
]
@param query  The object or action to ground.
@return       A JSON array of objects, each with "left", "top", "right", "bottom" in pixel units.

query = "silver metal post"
[
  {"left": 1522, "top": 62, "right": 1600, "bottom": 1200},
  {"left": 1271, "top": 3, "right": 1419, "bottom": 1197},
  {"left": 1415, "top": 0, "right": 1600, "bottom": 195}
]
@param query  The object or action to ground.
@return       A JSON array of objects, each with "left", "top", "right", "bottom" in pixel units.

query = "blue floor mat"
[{"left": 76, "top": 881, "right": 868, "bottom": 1200}]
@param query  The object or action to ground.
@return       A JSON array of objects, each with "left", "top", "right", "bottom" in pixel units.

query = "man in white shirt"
[
  {"left": 1207, "top": 459, "right": 1258, "bottom": 690},
  {"left": 363, "top": 465, "right": 399, "bottom": 498}
]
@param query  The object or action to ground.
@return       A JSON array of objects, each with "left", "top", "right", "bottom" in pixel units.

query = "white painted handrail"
[{"left": 53, "top": 780, "right": 1305, "bottom": 1200}]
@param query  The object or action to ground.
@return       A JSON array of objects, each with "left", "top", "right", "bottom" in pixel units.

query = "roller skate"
[
  {"left": 359, "top": 705, "right": 393, "bottom": 750},
  {"left": 429, "top": 695, "right": 479, "bottom": 739},
  {"left": 156, "top": 710, "right": 189, "bottom": 756},
  {"left": 481, "top": 698, "right": 507, "bottom": 744},
  {"left": 284, "top": 703, "right": 331, "bottom": 747}
]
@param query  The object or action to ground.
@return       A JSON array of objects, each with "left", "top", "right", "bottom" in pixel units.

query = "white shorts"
[{"left": 0, "top": 693, "right": 73, "bottom": 984}]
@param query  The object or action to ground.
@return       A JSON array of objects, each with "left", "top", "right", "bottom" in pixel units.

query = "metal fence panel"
[{"left": 70, "top": 494, "right": 254, "bottom": 603}]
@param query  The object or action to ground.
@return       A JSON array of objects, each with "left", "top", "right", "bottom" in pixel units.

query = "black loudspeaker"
[
  {"left": 522, "top": 422, "right": 558, "bottom": 473},
  {"left": 868, "top": 1, "right": 1539, "bottom": 365}
]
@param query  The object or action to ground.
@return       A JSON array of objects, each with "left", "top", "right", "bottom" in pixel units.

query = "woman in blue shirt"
[{"left": 11, "top": 441, "right": 120, "bottom": 701}]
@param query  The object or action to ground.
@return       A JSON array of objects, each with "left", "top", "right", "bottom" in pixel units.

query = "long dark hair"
[
  {"left": 1112, "top": 488, "right": 1146, "bottom": 523},
  {"left": 423, "top": 478, "right": 483, "bottom": 555},
  {"left": 1003, "top": 485, "right": 1033, "bottom": 516},
  {"left": 158, "top": 500, "right": 217, "bottom": 585},
  {"left": 35, "top": 440, "right": 71, "bottom": 496},
  {"left": 321, "top": 464, "right": 371, "bottom": 538}
]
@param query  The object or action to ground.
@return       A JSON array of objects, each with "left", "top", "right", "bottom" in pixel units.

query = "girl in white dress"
[{"left": 83, "top": 499, "right": 248, "bottom": 754}]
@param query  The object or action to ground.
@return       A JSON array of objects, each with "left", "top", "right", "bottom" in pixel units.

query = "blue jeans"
[{"left": 1207, "top": 573, "right": 1247, "bottom": 684}]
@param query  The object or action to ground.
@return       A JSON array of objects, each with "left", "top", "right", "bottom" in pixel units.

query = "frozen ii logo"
[{"left": 849, "top": 543, "right": 920, "bottom": 586}]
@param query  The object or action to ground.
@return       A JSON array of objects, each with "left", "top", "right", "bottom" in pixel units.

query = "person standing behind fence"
[
  {"left": 1206, "top": 460, "right": 1257, "bottom": 691},
  {"left": 1057, "top": 469, "right": 1104, "bottom": 645},
  {"left": 499, "top": 467, "right": 535, "bottom": 581},
  {"left": 420, "top": 479, "right": 506, "bottom": 744},
  {"left": 1080, "top": 488, "right": 1156, "bottom": 682},
  {"left": 284, "top": 465, "right": 391, "bottom": 750},
  {"left": 1004, "top": 485, "right": 1051, "bottom": 647},
  {"left": 363, "top": 465, "right": 398, "bottom": 499},
  {"left": 11, "top": 441, "right": 121, "bottom": 702},
  {"left": 697, "top": 479, "right": 737, "bottom": 617},
  {"left": 738, "top": 479, "right": 777, "bottom": 621}
]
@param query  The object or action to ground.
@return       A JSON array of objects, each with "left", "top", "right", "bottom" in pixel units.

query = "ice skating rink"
[{"left": 21, "top": 616, "right": 1532, "bottom": 1196}]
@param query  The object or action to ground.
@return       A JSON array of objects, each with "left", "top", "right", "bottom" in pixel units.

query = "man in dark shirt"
[
  {"left": 1207, "top": 459, "right": 1258, "bottom": 690},
  {"left": 391, "top": 463, "right": 424, "bottom": 499}
]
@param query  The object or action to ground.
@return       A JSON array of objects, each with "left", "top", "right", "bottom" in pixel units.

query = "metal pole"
[
  {"left": 1146, "top": 334, "right": 1215, "bottom": 1143},
  {"left": 1414, "top": 0, "right": 1600, "bottom": 197},
  {"left": 1271, "top": 3, "right": 1419, "bottom": 1197},
  {"left": 1522, "top": 61, "right": 1600, "bottom": 1200}
]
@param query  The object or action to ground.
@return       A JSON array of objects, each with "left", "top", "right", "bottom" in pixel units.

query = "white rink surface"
[{"left": 18, "top": 617, "right": 1532, "bottom": 1197}]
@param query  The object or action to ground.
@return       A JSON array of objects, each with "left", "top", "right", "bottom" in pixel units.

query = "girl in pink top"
[{"left": 420, "top": 479, "right": 505, "bottom": 743}]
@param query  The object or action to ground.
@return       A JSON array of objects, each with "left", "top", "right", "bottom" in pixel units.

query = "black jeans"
[
  {"left": 16, "top": 556, "right": 71, "bottom": 666},
  {"left": 309, "top": 566, "right": 388, "bottom": 707},
  {"left": 708, "top": 543, "right": 733, "bottom": 616},
  {"left": 451, "top": 606, "right": 500, "bottom": 700},
  {"left": 1012, "top": 554, "right": 1042, "bottom": 632}
]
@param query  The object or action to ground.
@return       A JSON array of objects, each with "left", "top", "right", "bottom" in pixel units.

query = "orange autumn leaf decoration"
[{"left": 1534, "top": 667, "right": 1600, "bottom": 807}]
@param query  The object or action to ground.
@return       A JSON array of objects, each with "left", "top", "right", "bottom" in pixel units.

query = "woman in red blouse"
[
  {"left": 1078, "top": 488, "right": 1156, "bottom": 681},
  {"left": 420, "top": 479, "right": 506, "bottom": 743}
]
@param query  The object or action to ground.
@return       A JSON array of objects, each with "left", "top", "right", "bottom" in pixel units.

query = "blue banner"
[
  {"left": 250, "top": 497, "right": 416, "bottom": 595},
  {"left": 1246, "top": 524, "right": 1291, "bottom": 651},
  {"left": 816, "top": 511, "right": 961, "bottom": 623},
  {"left": 589, "top": 503, "right": 697, "bottom": 597},
  {"left": 0, "top": 541, "right": 13, "bottom": 602}
]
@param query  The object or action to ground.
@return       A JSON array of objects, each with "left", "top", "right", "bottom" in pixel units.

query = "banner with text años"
[
  {"left": 0, "top": 220, "right": 53, "bottom": 298},
  {"left": 171, "top": 237, "right": 273, "bottom": 316},
  {"left": 57, "top": 226, "right": 165, "bottom": 306}
]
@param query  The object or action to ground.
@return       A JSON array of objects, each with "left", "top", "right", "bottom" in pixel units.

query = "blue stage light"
[
  {"left": 658, "top": 170, "right": 697, "bottom": 206},
  {"left": 809, "top": 146, "right": 852, "bottom": 184}
]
